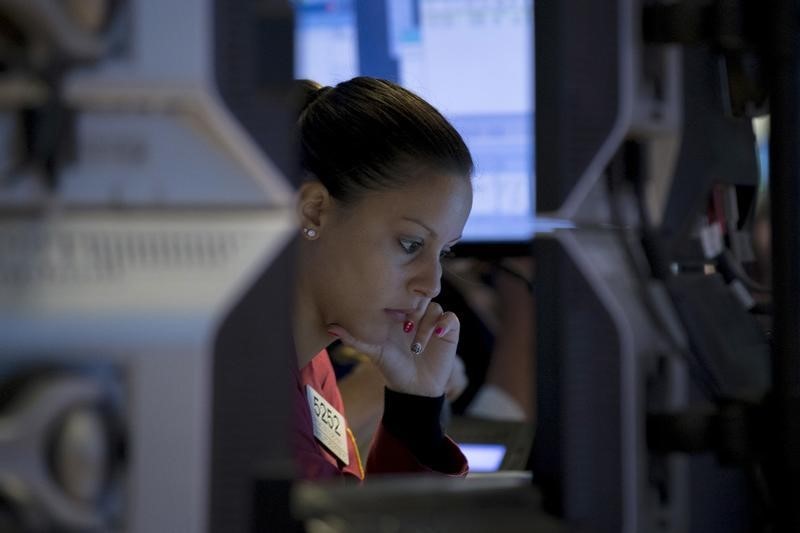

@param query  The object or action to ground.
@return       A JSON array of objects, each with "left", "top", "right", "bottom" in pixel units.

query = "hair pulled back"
[{"left": 295, "top": 77, "right": 473, "bottom": 204}]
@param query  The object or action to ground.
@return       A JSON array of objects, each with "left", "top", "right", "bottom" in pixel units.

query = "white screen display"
[{"left": 458, "top": 443, "right": 507, "bottom": 472}]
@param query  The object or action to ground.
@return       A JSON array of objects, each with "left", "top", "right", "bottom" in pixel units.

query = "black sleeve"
[{"left": 381, "top": 387, "right": 447, "bottom": 467}]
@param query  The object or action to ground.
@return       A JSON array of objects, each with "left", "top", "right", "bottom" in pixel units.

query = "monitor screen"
[
  {"left": 294, "top": 0, "right": 359, "bottom": 86},
  {"left": 294, "top": 0, "right": 559, "bottom": 244},
  {"left": 458, "top": 443, "right": 507, "bottom": 472}
]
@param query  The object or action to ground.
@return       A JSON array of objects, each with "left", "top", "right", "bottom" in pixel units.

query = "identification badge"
[{"left": 306, "top": 385, "right": 349, "bottom": 465}]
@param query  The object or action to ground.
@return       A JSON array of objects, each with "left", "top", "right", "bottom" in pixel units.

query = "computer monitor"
[{"left": 294, "top": 0, "right": 566, "bottom": 246}]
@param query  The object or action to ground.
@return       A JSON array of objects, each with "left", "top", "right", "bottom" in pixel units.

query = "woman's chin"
[{"left": 342, "top": 321, "right": 392, "bottom": 347}]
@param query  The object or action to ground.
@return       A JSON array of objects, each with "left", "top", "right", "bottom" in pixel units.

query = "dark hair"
[{"left": 295, "top": 77, "right": 473, "bottom": 203}]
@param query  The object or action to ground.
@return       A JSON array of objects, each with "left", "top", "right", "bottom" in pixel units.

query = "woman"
[{"left": 291, "top": 77, "right": 473, "bottom": 480}]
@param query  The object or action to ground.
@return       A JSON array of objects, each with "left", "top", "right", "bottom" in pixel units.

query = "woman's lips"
[{"left": 384, "top": 309, "right": 412, "bottom": 321}]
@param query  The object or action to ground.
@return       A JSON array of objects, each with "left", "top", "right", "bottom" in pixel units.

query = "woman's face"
[{"left": 305, "top": 174, "right": 472, "bottom": 344}]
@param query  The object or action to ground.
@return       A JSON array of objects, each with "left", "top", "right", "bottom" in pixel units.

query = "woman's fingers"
[
  {"left": 410, "top": 304, "right": 459, "bottom": 356},
  {"left": 432, "top": 311, "right": 459, "bottom": 342},
  {"left": 408, "top": 302, "right": 440, "bottom": 356},
  {"left": 325, "top": 304, "right": 462, "bottom": 397}
]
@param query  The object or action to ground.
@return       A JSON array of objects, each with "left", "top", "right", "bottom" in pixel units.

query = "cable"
[{"left": 718, "top": 249, "right": 772, "bottom": 294}]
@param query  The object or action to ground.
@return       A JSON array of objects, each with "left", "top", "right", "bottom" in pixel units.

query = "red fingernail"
[
  {"left": 434, "top": 326, "right": 444, "bottom": 337},
  {"left": 403, "top": 320, "right": 414, "bottom": 333},
  {"left": 327, "top": 331, "right": 338, "bottom": 337}
]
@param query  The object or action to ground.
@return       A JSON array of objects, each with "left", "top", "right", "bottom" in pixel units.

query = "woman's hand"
[
  {"left": 326, "top": 302, "right": 459, "bottom": 398},
  {"left": 446, "top": 355, "right": 468, "bottom": 402}
]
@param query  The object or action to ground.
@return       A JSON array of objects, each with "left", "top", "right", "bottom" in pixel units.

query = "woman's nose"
[{"left": 409, "top": 258, "right": 441, "bottom": 299}]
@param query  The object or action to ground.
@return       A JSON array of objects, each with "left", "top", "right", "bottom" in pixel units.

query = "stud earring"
[{"left": 303, "top": 227, "right": 318, "bottom": 239}]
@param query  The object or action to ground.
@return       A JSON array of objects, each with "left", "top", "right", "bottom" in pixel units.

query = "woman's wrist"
[{"left": 381, "top": 387, "right": 446, "bottom": 464}]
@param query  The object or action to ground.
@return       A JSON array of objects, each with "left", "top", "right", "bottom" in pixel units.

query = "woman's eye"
[
  {"left": 399, "top": 239, "right": 423, "bottom": 254},
  {"left": 440, "top": 248, "right": 454, "bottom": 259}
]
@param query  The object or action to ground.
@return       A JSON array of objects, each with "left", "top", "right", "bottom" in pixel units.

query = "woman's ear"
[{"left": 296, "top": 181, "right": 332, "bottom": 233}]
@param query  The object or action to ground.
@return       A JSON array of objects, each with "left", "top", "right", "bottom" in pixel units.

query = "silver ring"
[{"left": 410, "top": 342, "right": 423, "bottom": 355}]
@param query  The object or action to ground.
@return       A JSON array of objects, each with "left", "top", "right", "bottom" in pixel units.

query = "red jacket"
[{"left": 293, "top": 350, "right": 468, "bottom": 480}]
